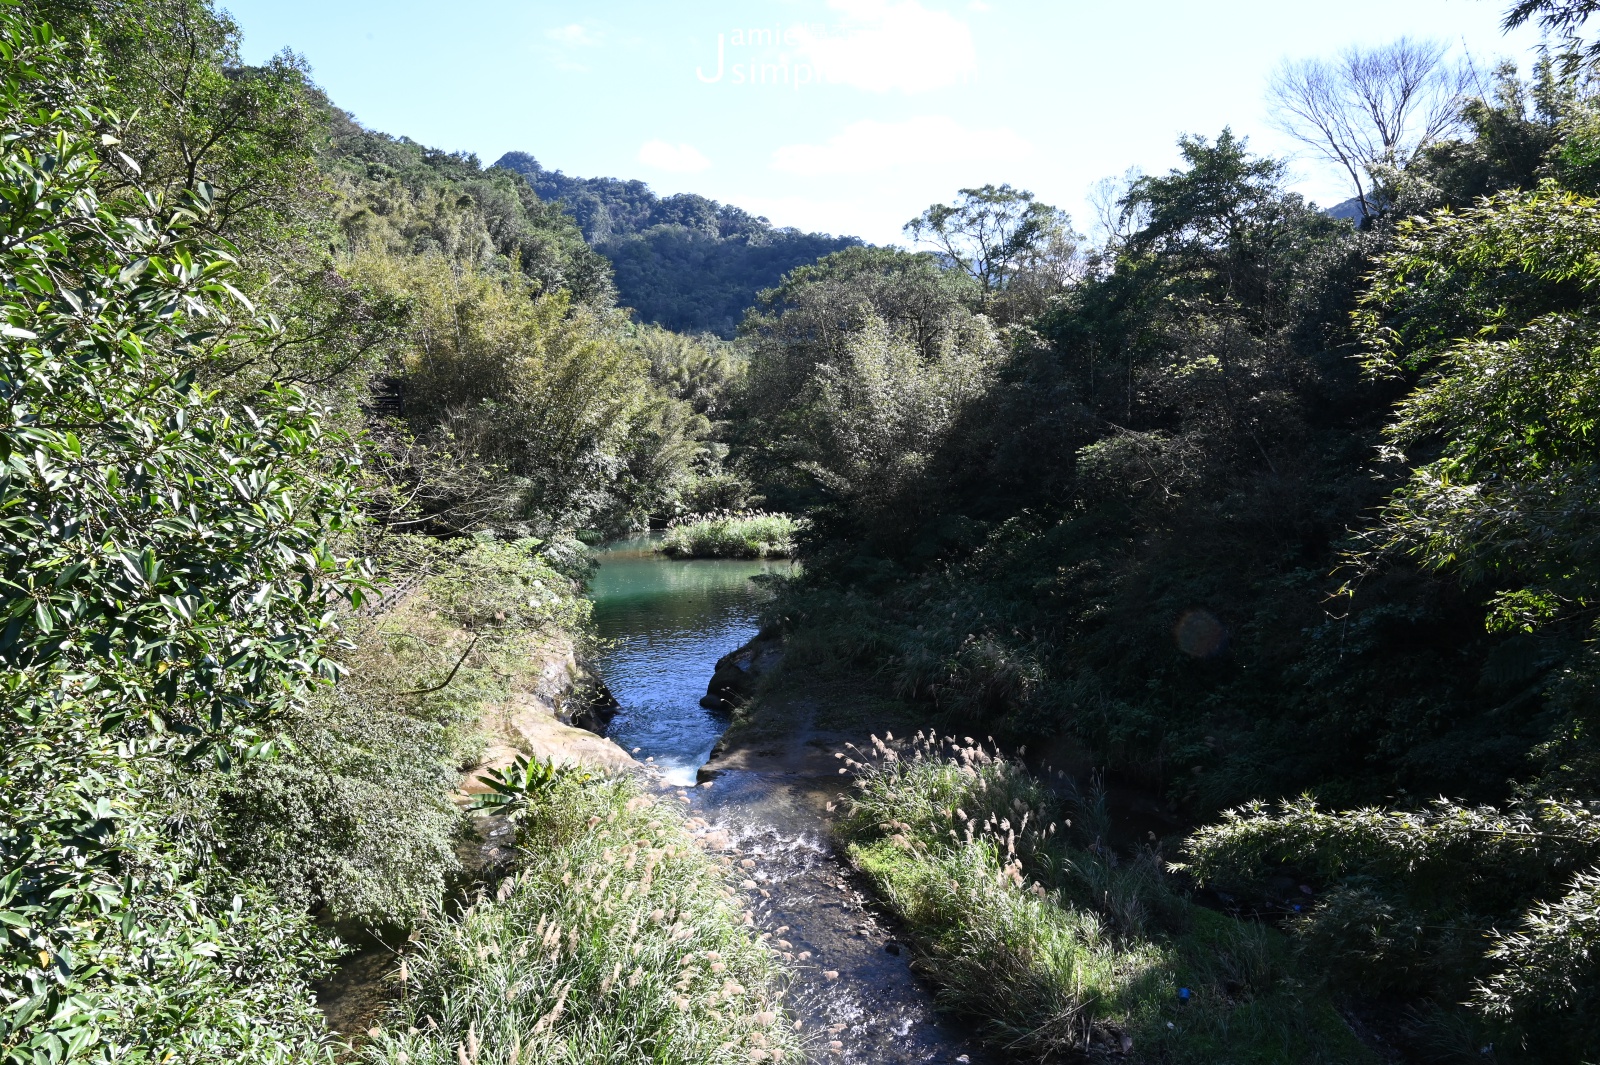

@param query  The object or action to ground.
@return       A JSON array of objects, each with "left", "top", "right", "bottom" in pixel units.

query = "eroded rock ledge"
[
  {"left": 460, "top": 633, "right": 639, "bottom": 804},
  {"left": 699, "top": 628, "right": 785, "bottom": 712}
]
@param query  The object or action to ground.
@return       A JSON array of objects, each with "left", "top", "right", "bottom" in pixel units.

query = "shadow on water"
[{"left": 588, "top": 536, "right": 992, "bottom": 1065}]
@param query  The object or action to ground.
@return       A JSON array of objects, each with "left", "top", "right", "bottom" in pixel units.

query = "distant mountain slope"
[
  {"left": 494, "top": 152, "right": 860, "bottom": 336},
  {"left": 1323, "top": 195, "right": 1366, "bottom": 222}
]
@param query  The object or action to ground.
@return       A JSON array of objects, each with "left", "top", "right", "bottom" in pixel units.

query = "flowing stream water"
[
  {"left": 589, "top": 536, "right": 992, "bottom": 1065},
  {"left": 589, "top": 534, "right": 786, "bottom": 784}
]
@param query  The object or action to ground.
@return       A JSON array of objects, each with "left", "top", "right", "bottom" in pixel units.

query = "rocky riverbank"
[
  {"left": 689, "top": 641, "right": 995, "bottom": 1064},
  {"left": 317, "top": 594, "right": 638, "bottom": 1046}
]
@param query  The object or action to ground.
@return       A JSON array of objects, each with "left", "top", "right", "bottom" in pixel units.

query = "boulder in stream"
[{"left": 699, "top": 630, "right": 783, "bottom": 711}]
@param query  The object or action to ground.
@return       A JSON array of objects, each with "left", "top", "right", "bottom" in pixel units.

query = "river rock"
[
  {"left": 699, "top": 631, "right": 784, "bottom": 711},
  {"left": 457, "top": 634, "right": 640, "bottom": 806},
  {"left": 565, "top": 677, "right": 621, "bottom": 733}
]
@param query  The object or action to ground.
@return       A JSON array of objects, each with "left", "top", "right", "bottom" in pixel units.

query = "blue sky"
[{"left": 224, "top": 0, "right": 1546, "bottom": 246}]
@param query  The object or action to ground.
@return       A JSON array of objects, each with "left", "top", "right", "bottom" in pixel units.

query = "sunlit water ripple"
[{"left": 589, "top": 534, "right": 788, "bottom": 784}]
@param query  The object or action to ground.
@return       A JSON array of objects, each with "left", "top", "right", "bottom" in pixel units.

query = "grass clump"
[
  {"left": 836, "top": 732, "right": 1371, "bottom": 1063},
  {"left": 360, "top": 771, "right": 802, "bottom": 1065},
  {"left": 658, "top": 511, "right": 798, "bottom": 559}
]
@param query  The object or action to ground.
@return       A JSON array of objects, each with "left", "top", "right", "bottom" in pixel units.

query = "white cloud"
[
  {"left": 795, "top": 0, "right": 976, "bottom": 93},
  {"left": 731, "top": 195, "right": 887, "bottom": 242},
  {"left": 638, "top": 140, "right": 712, "bottom": 173},
  {"left": 771, "top": 116, "right": 1031, "bottom": 177},
  {"left": 545, "top": 24, "right": 597, "bottom": 48}
]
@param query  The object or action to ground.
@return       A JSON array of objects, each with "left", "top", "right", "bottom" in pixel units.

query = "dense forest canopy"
[{"left": 494, "top": 150, "right": 860, "bottom": 336}]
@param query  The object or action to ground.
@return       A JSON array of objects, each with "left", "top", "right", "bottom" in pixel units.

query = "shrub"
[
  {"left": 215, "top": 536, "right": 594, "bottom": 927},
  {"left": 1181, "top": 796, "right": 1600, "bottom": 1060},
  {"left": 658, "top": 511, "right": 799, "bottom": 559},
  {"left": 0, "top": 14, "right": 359, "bottom": 1059}
]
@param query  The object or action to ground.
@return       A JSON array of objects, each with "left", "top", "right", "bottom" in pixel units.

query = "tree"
[
  {"left": 630, "top": 324, "right": 742, "bottom": 417},
  {"left": 737, "top": 245, "right": 978, "bottom": 423},
  {"left": 32, "top": 0, "right": 332, "bottom": 265},
  {"left": 1117, "top": 130, "right": 1337, "bottom": 328},
  {"left": 0, "top": 11, "right": 361, "bottom": 1059},
  {"left": 734, "top": 246, "right": 986, "bottom": 509},
  {"left": 349, "top": 251, "right": 674, "bottom": 533},
  {"left": 1353, "top": 184, "right": 1600, "bottom": 634},
  {"left": 1268, "top": 37, "right": 1472, "bottom": 220},
  {"left": 799, "top": 314, "right": 1001, "bottom": 546},
  {"left": 904, "top": 184, "right": 1077, "bottom": 308}
]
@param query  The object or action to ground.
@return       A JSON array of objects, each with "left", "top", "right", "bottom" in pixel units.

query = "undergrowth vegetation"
[
  {"left": 836, "top": 733, "right": 1370, "bottom": 1063},
  {"left": 216, "top": 536, "right": 592, "bottom": 928},
  {"left": 1181, "top": 795, "right": 1600, "bottom": 1059},
  {"left": 658, "top": 512, "right": 798, "bottom": 559},
  {"left": 361, "top": 772, "right": 801, "bottom": 1065}
]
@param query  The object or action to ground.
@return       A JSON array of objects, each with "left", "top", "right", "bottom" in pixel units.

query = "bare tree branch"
[{"left": 1267, "top": 37, "right": 1472, "bottom": 220}]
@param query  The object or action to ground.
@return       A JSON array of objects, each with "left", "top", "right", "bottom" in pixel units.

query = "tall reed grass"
[
  {"left": 658, "top": 511, "right": 798, "bottom": 560},
  {"left": 359, "top": 773, "right": 802, "bottom": 1065},
  {"left": 835, "top": 732, "right": 1371, "bottom": 1063}
]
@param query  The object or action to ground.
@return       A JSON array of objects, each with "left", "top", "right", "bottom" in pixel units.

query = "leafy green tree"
[
  {"left": 629, "top": 324, "right": 742, "bottom": 417},
  {"left": 1117, "top": 130, "right": 1343, "bottom": 326},
  {"left": 351, "top": 251, "right": 675, "bottom": 533},
  {"left": 25, "top": 0, "right": 425, "bottom": 430},
  {"left": 1353, "top": 185, "right": 1600, "bottom": 634},
  {"left": 904, "top": 183, "right": 1077, "bottom": 312},
  {"left": 798, "top": 315, "right": 1001, "bottom": 546},
  {"left": 739, "top": 245, "right": 976, "bottom": 413},
  {"left": 0, "top": 13, "right": 360, "bottom": 1059},
  {"left": 31, "top": 0, "right": 331, "bottom": 266},
  {"left": 734, "top": 246, "right": 985, "bottom": 511}
]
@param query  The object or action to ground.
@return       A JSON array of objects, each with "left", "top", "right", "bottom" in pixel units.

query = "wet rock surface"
[
  {"left": 457, "top": 635, "right": 640, "bottom": 807},
  {"left": 314, "top": 945, "right": 394, "bottom": 1044},
  {"left": 700, "top": 630, "right": 784, "bottom": 711},
  {"left": 673, "top": 764, "right": 994, "bottom": 1065}
]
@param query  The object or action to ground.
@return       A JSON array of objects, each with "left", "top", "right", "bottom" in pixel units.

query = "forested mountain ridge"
[
  {"left": 496, "top": 150, "right": 767, "bottom": 244},
  {"left": 495, "top": 150, "right": 860, "bottom": 336},
  {"left": 332, "top": 120, "right": 616, "bottom": 309}
]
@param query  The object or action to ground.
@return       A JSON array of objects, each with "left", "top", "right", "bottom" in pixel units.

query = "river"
[
  {"left": 588, "top": 536, "right": 993, "bottom": 1065},
  {"left": 589, "top": 534, "right": 786, "bottom": 784}
]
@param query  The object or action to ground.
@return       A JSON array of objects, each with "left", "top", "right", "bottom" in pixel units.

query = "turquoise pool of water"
[{"left": 587, "top": 534, "right": 790, "bottom": 785}]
